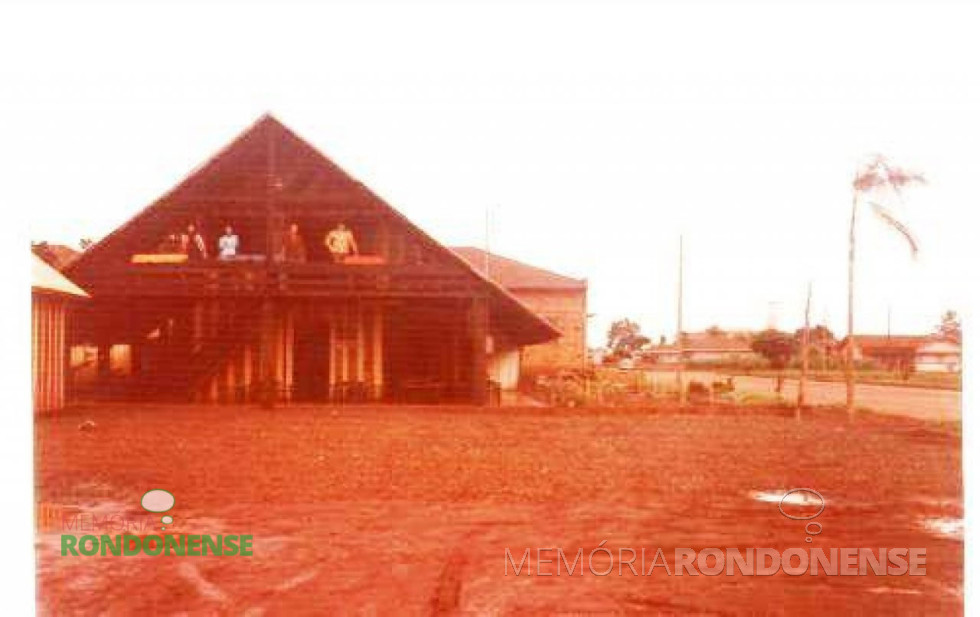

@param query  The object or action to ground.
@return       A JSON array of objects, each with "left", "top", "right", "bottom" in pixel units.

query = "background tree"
[
  {"left": 846, "top": 155, "right": 924, "bottom": 416},
  {"left": 937, "top": 310, "right": 961, "bottom": 343},
  {"left": 793, "top": 324, "right": 837, "bottom": 369},
  {"left": 751, "top": 329, "right": 798, "bottom": 392},
  {"left": 606, "top": 319, "right": 650, "bottom": 359}
]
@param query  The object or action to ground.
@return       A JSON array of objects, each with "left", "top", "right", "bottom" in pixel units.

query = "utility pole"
[
  {"left": 676, "top": 235, "right": 686, "bottom": 404},
  {"left": 797, "top": 281, "right": 812, "bottom": 417},
  {"left": 845, "top": 174, "right": 858, "bottom": 419},
  {"left": 483, "top": 205, "right": 492, "bottom": 276}
]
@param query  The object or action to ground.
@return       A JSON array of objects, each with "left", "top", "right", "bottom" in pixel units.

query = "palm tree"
[{"left": 845, "top": 155, "right": 924, "bottom": 417}]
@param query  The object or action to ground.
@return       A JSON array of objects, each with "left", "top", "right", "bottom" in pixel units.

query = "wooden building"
[
  {"left": 64, "top": 115, "right": 557, "bottom": 405},
  {"left": 452, "top": 247, "right": 587, "bottom": 382},
  {"left": 32, "top": 254, "right": 88, "bottom": 412}
]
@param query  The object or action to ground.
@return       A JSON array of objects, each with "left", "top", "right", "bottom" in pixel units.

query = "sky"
[{"left": 4, "top": 0, "right": 977, "bottom": 347}]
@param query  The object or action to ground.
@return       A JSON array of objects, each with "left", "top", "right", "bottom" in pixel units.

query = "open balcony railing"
[{"left": 85, "top": 259, "right": 479, "bottom": 298}]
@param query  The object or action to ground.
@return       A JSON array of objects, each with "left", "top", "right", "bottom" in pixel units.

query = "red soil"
[{"left": 36, "top": 404, "right": 962, "bottom": 615}]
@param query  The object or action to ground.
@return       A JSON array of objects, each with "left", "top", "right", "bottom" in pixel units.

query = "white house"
[{"left": 914, "top": 339, "right": 961, "bottom": 373}]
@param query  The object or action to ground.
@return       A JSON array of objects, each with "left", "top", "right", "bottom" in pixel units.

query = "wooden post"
[
  {"left": 284, "top": 306, "right": 294, "bottom": 402},
  {"left": 130, "top": 343, "right": 142, "bottom": 376},
  {"left": 224, "top": 357, "right": 235, "bottom": 404},
  {"left": 341, "top": 304, "right": 350, "bottom": 384},
  {"left": 258, "top": 299, "right": 276, "bottom": 406},
  {"left": 356, "top": 303, "right": 365, "bottom": 385},
  {"left": 242, "top": 345, "right": 252, "bottom": 402},
  {"left": 846, "top": 177, "right": 858, "bottom": 419},
  {"left": 328, "top": 309, "right": 337, "bottom": 399},
  {"left": 470, "top": 297, "right": 488, "bottom": 405},
  {"left": 676, "top": 235, "right": 686, "bottom": 405},
  {"left": 192, "top": 301, "right": 204, "bottom": 352},
  {"left": 97, "top": 341, "right": 111, "bottom": 383},
  {"left": 63, "top": 303, "right": 73, "bottom": 406},
  {"left": 52, "top": 303, "right": 65, "bottom": 410},
  {"left": 797, "top": 281, "right": 812, "bottom": 418},
  {"left": 372, "top": 304, "right": 383, "bottom": 400}
]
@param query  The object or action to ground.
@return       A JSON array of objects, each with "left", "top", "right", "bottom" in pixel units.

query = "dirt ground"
[{"left": 35, "top": 404, "right": 962, "bottom": 615}]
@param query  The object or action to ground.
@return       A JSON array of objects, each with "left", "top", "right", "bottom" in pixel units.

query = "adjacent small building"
[
  {"left": 842, "top": 334, "right": 962, "bottom": 374},
  {"left": 32, "top": 254, "right": 88, "bottom": 412},
  {"left": 452, "top": 247, "right": 587, "bottom": 384},
  {"left": 914, "top": 338, "right": 962, "bottom": 373}
]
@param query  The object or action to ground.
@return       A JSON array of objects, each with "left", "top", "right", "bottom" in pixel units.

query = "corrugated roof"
[
  {"left": 451, "top": 247, "right": 586, "bottom": 291},
  {"left": 32, "top": 253, "right": 88, "bottom": 297}
]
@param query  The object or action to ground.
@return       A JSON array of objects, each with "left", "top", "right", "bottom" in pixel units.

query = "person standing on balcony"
[
  {"left": 181, "top": 223, "right": 208, "bottom": 261},
  {"left": 282, "top": 222, "right": 307, "bottom": 263},
  {"left": 218, "top": 225, "right": 239, "bottom": 260},
  {"left": 325, "top": 222, "right": 358, "bottom": 263}
]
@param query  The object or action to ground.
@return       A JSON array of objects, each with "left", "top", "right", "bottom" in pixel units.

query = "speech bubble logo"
[
  {"left": 141, "top": 489, "right": 175, "bottom": 512},
  {"left": 141, "top": 489, "right": 176, "bottom": 529},
  {"left": 778, "top": 488, "right": 825, "bottom": 543}
]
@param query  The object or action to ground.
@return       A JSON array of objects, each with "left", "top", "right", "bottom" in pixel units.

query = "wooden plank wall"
[
  {"left": 201, "top": 300, "right": 385, "bottom": 403},
  {"left": 32, "top": 295, "right": 67, "bottom": 412}
]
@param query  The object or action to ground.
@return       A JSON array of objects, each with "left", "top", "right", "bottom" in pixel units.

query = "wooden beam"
[
  {"left": 469, "top": 297, "right": 488, "bottom": 405},
  {"left": 328, "top": 308, "right": 336, "bottom": 397},
  {"left": 356, "top": 302, "right": 365, "bottom": 384},
  {"left": 257, "top": 298, "right": 275, "bottom": 406},
  {"left": 372, "top": 304, "right": 383, "bottom": 400},
  {"left": 284, "top": 306, "right": 294, "bottom": 402}
]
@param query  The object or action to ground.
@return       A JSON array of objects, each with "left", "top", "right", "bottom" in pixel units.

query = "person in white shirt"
[
  {"left": 324, "top": 223, "right": 358, "bottom": 263},
  {"left": 218, "top": 225, "right": 239, "bottom": 260}
]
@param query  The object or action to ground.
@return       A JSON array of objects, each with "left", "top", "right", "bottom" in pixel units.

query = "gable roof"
[
  {"left": 64, "top": 114, "right": 558, "bottom": 345},
  {"left": 32, "top": 243, "right": 81, "bottom": 271},
  {"left": 451, "top": 247, "right": 586, "bottom": 291},
  {"left": 843, "top": 335, "right": 926, "bottom": 352},
  {"left": 680, "top": 332, "right": 754, "bottom": 352},
  {"left": 32, "top": 254, "right": 88, "bottom": 297}
]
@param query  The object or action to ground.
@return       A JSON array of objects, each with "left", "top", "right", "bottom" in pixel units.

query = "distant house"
[
  {"left": 914, "top": 338, "right": 961, "bottom": 373},
  {"left": 840, "top": 335, "right": 924, "bottom": 373},
  {"left": 683, "top": 332, "right": 759, "bottom": 364},
  {"left": 645, "top": 344, "right": 683, "bottom": 365},
  {"left": 681, "top": 331, "right": 759, "bottom": 364},
  {"left": 452, "top": 247, "right": 587, "bottom": 386},
  {"left": 32, "top": 254, "right": 88, "bottom": 411},
  {"left": 643, "top": 331, "right": 760, "bottom": 366}
]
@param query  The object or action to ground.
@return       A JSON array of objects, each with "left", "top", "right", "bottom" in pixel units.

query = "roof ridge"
[{"left": 450, "top": 246, "right": 586, "bottom": 289}]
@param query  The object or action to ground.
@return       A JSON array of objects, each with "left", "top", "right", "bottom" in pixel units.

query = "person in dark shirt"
[
  {"left": 181, "top": 223, "right": 208, "bottom": 261},
  {"left": 282, "top": 223, "right": 307, "bottom": 263}
]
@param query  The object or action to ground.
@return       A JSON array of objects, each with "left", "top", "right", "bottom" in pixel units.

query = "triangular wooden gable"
[{"left": 67, "top": 114, "right": 558, "bottom": 345}]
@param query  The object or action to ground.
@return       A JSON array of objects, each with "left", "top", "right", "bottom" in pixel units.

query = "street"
[{"left": 731, "top": 376, "right": 961, "bottom": 423}]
